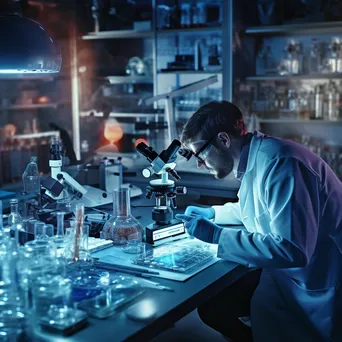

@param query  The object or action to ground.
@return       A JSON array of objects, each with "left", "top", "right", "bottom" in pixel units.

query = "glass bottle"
[
  {"left": 288, "top": 89, "right": 298, "bottom": 112},
  {"left": 22, "top": 156, "right": 40, "bottom": 194},
  {"left": 309, "top": 38, "right": 321, "bottom": 74},
  {"left": 22, "top": 156, "right": 41, "bottom": 218},
  {"left": 103, "top": 188, "right": 143, "bottom": 254},
  {"left": 325, "top": 38, "right": 342, "bottom": 73},
  {"left": 56, "top": 212, "right": 65, "bottom": 238},
  {"left": 8, "top": 199, "right": 24, "bottom": 237},
  {"left": 264, "top": 46, "right": 276, "bottom": 75}
]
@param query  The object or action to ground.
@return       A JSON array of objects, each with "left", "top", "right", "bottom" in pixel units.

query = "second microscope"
[{"left": 136, "top": 140, "right": 187, "bottom": 245}]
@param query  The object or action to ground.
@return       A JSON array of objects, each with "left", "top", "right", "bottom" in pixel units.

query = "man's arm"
[
  {"left": 212, "top": 202, "right": 243, "bottom": 225},
  {"left": 217, "top": 158, "right": 320, "bottom": 268}
]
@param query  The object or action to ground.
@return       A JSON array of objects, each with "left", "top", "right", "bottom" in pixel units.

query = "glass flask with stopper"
[{"left": 103, "top": 188, "right": 143, "bottom": 254}]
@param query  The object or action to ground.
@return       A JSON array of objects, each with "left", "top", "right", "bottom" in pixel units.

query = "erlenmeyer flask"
[{"left": 103, "top": 188, "right": 143, "bottom": 254}]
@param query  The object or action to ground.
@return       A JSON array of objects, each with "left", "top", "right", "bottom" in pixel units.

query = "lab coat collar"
[
  {"left": 236, "top": 133, "right": 253, "bottom": 182},
  {"left": 245, "top": 131, "right": 265, "bottom": 174}
]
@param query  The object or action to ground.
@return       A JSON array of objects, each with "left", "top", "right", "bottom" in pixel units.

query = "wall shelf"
[
  {"left": 80, "top": 110, "right": 163, "bottom": 118},
  {"left": 157, "top": 26, "right": 222, "bottom": 36},
  {"left": 109, "top": 112, "right": 164, "bottom": 118},
  {"left": 245, "top": 21, "right": 342, "bottom": 36},
  {"left": 0, "top": 102, "right": 68, "bottom": 111},
  {"left": 259, "top": 119, "right": 342, "bottom": 124},
  {"left": 13, "top": 131, "right": 60, "bottom": 140},
  {"left": 82, "top": 30, "right": 153, "bottom": 40},
  {"left": 104, "top": 76, "right": 154, "bottom": 84},
  {"left": 0, "top": 75, "right": 55, "bottom": 81},
  {"left": 158, "top": 70, "right": 222, "bottom": 75},
  {"left": 247, "top": 74, "right": 342, "bottom": 81}
]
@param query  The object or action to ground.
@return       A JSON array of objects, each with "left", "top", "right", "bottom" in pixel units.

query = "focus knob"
[
  {"left": 142, "top": 167, "right": 154, "bottom": 178},
  {"left": 176, "top": 186, "right": 187, "bottom": 195}
]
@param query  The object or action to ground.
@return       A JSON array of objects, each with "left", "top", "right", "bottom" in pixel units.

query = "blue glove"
[
  {"left": 175, "top": 214, "right": 222, "bottom": 244},
  {"left": 184, "top": 206, "right": 215, "bottom": 220}
]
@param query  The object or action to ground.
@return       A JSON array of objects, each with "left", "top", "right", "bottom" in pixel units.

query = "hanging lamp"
[{"left": 0, "top": 14, "right": 62, "bottom": 73}]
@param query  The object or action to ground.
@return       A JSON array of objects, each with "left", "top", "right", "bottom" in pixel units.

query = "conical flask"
[{"left": 103, "top": 188, "right": 143, "bottom": 254}]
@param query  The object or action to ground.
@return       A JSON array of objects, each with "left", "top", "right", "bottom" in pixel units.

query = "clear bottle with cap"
[
  {"left": 309, "top": 38, "right": 321, "bottom": 74},
  {"left": 325, "top": 81, "right": 340, "bottom": 121},
  {"left": 314, "top": 85, "right": 324, "bottom": 119},
  {"left": 22, "top": 156, "right": 41, "bottom": 218},
  {"left": 103, "top": 188, "right": 143, "bottom": 254},
  {"left": 8, "top": 199, "right": 24, "bottom": 235}
]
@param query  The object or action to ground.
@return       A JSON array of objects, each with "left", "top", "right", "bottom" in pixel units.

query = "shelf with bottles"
[
  {"left": 156, "top": 1, "right": 223, "bottom": 31},
  {"left": 157, "top": 26, "right": 222, "bottom": 36},
  {"left": 252, "top": 37, "right": 342, "bottom": 83},
  {"left": 82, "top": 30, "right": 154, "bottom": 40},
  {"left": 156, "top": 34, "right": 223, "bottom": 75},
  {"left": 258, "top": 118, "right": 342, "bottom": 124},
  {"left": 251, "top": 77, "right": 342, "bottom": 122},
  {"left": 246, "top": 21, "right": 342, "bottom": 36}
]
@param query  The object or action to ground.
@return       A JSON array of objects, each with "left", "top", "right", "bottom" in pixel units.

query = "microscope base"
[{"left": 145, "top": 220, "right": 187, "bottom": 246}]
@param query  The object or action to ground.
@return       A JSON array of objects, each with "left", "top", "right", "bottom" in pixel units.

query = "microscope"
[
  {"left": 136, "top": 139, "right": 187, "bottom": 245},
  {"left": 43, "top": 137, "right": 112, "bottom": 207}
]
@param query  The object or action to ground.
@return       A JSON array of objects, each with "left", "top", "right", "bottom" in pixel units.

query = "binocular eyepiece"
[{"left": 136, "top": 140, "right": 181, "bottom": 164}]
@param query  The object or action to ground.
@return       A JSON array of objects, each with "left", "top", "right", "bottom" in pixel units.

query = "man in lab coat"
[{"left": 176, "top": 101, "right": 342, "bottom": 342}]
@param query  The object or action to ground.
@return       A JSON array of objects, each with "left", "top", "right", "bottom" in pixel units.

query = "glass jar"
[{"left": 103, "top": 188, "right": 143, "bottom": 254}]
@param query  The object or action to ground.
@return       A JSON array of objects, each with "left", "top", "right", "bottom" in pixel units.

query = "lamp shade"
[{"left": 0, "top": 15, "right": 62, "bottom": 73}]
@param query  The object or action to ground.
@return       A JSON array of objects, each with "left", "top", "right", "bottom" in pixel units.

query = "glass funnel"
[{"left": 103, "top": 188, "right": 143, "bottom": 254}]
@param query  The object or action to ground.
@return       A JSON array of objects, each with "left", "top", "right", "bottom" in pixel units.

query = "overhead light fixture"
[{"left": 0, "top": 15, "right": 62, "bottom": 74}]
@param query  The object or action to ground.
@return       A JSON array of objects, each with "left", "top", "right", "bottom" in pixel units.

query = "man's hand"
[
  {"left": 175, "top": 214, "right": 222, "bottom": 244},
  {"left": 184, "top": 206, "right": 215, "bottom": 220}
]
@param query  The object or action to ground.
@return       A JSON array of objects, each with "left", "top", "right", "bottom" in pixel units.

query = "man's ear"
[{"left": 217, "top": 132, "right": 230, "bottom": 148}]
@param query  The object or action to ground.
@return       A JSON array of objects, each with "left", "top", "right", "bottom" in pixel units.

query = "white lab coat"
[{"left": 212, "top": 131, "right": 342, "bottom": 341}]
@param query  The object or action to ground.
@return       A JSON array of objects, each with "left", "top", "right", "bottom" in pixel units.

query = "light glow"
[{"left": 104, "top": 119, "right": 124, "bottom": 143}]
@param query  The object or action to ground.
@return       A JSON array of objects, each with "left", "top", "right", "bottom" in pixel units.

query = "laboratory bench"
[
  {"left": 44, "top": 201, "right": 247, "bottom": 341},
  {"left": 1, "top": 182, "right": 247, "bottom": 341},
  {"left": 39, "top": 203, "right": 246, "bottom": 342}
]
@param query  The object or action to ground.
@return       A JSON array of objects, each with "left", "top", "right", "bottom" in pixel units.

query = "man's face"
[{"left": 188, "top": 135, "right": 234, "bottom": 179}]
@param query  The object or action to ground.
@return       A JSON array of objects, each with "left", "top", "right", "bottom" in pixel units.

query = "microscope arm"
[{"left": 57, "top": 171, "right": 87, "bottom": 196}]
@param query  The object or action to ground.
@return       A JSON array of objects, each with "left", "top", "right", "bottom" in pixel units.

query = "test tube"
[
  {"left": 74, "top": 203, "right": 85, "bottom": 262},
  {"left": 56, "top": 212, "right": 65, "bottom": 237}
]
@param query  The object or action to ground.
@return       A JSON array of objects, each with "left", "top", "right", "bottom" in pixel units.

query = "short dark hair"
[{"left": 180, "top": 101, "right": 247, "bottom": 145}]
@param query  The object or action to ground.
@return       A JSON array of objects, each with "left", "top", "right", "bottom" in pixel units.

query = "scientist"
[{"left": 176, "top": 101, "right": 342, "bottom": 342}]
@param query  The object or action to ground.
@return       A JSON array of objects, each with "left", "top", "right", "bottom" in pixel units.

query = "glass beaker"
[{"left": 103, "top": 188, "right": 143, "bottom": 254}]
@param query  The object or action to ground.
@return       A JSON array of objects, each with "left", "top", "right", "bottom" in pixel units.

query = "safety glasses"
[{"left": 178, "top": 136, "right": 215, "bottom": 162}]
